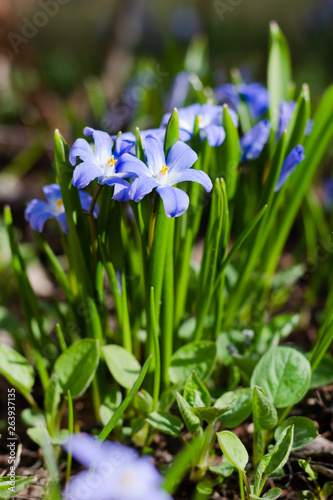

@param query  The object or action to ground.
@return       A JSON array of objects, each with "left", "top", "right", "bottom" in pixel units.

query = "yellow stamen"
[
  {"left": 198, "top": 115, "right": 203, "bottom": 126},
  {"left": 107, "top": 155, "right": 117, "bottom": 167},
  {"left": 160, "top": 165, "right": 168, "bottom": 175},
  {"left": 56, "top": 199, "right": 63, "bottom": 207}
]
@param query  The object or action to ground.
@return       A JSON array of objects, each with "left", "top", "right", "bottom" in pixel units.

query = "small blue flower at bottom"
[
  {"left": 25, "top": 184, "right": 99, "bottom": 234},
  {"left": 63, "top": 434, "right": 172, "bottom": 500},
  {"left": 275, "top": 145, "right": 305, "bottom": 192},
  {"left": 116, "top": 135, "right": 212, "bottom": 218}
]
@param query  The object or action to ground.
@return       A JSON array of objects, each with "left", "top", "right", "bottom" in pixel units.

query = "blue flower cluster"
[{"left": 25, "top": 83, "right": 307, "bottom": 233}]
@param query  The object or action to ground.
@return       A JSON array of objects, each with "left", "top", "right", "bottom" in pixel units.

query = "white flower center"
[
  {"left": 104, "top": 155, "right": 117, "bottom": 177},
  {"left": 156, "top": 164, "right": 169, "bottom": 184},
  {"left": 54, "top": 198, "right": 64, "bottom": 216}
]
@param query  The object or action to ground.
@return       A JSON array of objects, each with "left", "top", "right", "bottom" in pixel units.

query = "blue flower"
[
  {"left": 277, "top": 101, "right": 296, "bottom": 140},
  {"left": 239, "top": 83, "right": 269, "bottom": 119},
  {"left": 215, "top": 82, "right": 269, "bottom": 120},
  {"left": 240, "top": 120, "right": 271, "bottom": 161},
  {"left": 277, "top": 101, "right": 313, "bottom": 140},
  {"left": 275, "top": 145, "right": 305, "bottom": 191},
  {"left": 25, "top": 184, "right": 98, "bottom": 234},
  {"left": 116, "top": 135, "right": 212, "bottom": 218},
  {"left": 69, "top": 127, "right": 133, "bottom": 201},
  {"left": 63, "top": 434, "right": 172, "bottom": 500},
  {"left": 161, "top": 104, "right": 226, "bottom": 147}
]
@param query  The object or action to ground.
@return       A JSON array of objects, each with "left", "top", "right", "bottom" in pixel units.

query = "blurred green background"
[{"left": 0, "top": 0, "right": 332, "bottom": 207}]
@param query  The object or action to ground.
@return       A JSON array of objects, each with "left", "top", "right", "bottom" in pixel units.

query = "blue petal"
[
  {"left": 275, "top": 145, "right": 305, "bottom": 192},
  {"left": 56, "top": 212, "right": 69, "bottom": 234},
  {"left": 112, "top": 181, "right": 132, "bottom": 202},
  {"left": 114, "top": 134, "right": 135, "bottom": 158},
  {"left": 116, "top": 153, "right": 150, "bottom": 178},
  {"left": 42, "top": 184, "right": 62, "bottom": 204},
  {"left": 239, "top": 83, "right": 269, "bottom": 119},
  {"left": 179, "top": 128, "right": 192, "bottom": 142},
  {"left": 69, "top": 138, "right": 96, "bottom": 167},
  {"left": 84, "top": 127, "right": 113, "bottom": 165},
  {"left": 140, "top": 128, "right": 165, "bottom": 143},
  {"left": 200, "top": 104, "right": 223, "bottom": 126},
  {"left": 72, "top": 161, "right": 104, "bottom": 189},
  {"left": 156, "top": 185, "right": 189, "bottom": 218},
  {"left": 277, "top": 101, "right": 296, "bottom": 140},
  {"left": 240, "top": 120, "right": 271, "bottom": 162},
  {"left": 203, "top": 124, "right": 226, "bottom": 147},
  {"left": 78, "top": 191, "right": 99, "bottom": 218},
  {"left": 166, "top": 141, "right": 198, "bottom": 173},
  {"left": 168, "top": 168, "right": 212, "bottom": 192},
  {"left": 129, "top": 176, "right": 160, "bottom": 202},
  {"left": 143, "top": 135, "right": 166, "bottom": 176},
  {"left": 25, "top": 199, "right": 55, "bottom": 232},
  {"left": 63, "top": 434, "right": 137, "bottom": 470},
  {"left": 215, "top": 83, "right": 240, "bottom": 109}
]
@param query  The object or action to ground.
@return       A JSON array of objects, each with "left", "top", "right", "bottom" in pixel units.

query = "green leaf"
[
  {"left": 209, "top": 462, "right": 235, "bottom": 477},
  {"left": 254, "top": 426, "right": 294, "bottom": 496},
  {"left": 146, "top": 410, "right": 183, "bottom": 437},
  {"left": 217, "top": 431, "right": 249, "bottom": 472},
  {"left": 44, "top": 373, "right": 63, "bottom": 435},
  {"left": 168, "top": 341, "right": 216, "bottom": 386},
  {"left": 175, "top": 391, "right": 202, "bottom": 435},
  {"left": 215, "top": 388, "right": 252, "bottom": 428},
  {"left": 103, "top": 345, "right": 141, "bottom": 389},
  {"left": 0, "top": 476, "right": 37, "bottom": 500},
  {"left": 164, "top": 108, "right": 179, "bottom": 156},
  {"left": 274, "top": 417, "right": 318, "bottom": 450},
  {"left": 250, "top": 487, "right": 282, "bottom": 499},
  {"left": 184, "top": 371, "right": 211, "bottom": 407},
  {"left": 134, "top": 390, "right": 153, "bottom": 416},
  {"left": 298, "top": 458, "right": 318, "bottom": 481},
  {"left": 253, "top": 387, "right": 278, "bottom": 432},
  {"left": 310, "top": 356, "right": 333, "bottom": 388},
  {"left": 220, "top": 104, "right": 241, "bottom": 200},
  {"left": 191, "top": 405, "right": 232, "bottom": 424},
  {"left": 267, "top": 21, "right": 292, "bottom": 131},
  {"left": 53, "top": 339, "right": 100, "bottom": 398},
  {"left": 0, "top": 344, "right": 34, "bottom": 395},
  {"left": 250, "top": 346, "right": 311, "bottom": 408},
  {"left": 286, "top": 84, "right": 311, "bottom": 154}
]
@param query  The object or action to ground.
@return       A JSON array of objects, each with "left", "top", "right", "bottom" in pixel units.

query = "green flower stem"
[
  {"left": 121, "top": 272, "right": 132, "bottom": 353},
  {"left": 66, "top": 390, "right": 74, "bottom": 484},
  {"left": 89, "top": 184, "right": 103, "bottom": 267},
  {"left": 161, "top": 219, "right": 175, "bottom": 389},
  {"left": 150, "top": 288, "right": 161, "bottom": 411}
]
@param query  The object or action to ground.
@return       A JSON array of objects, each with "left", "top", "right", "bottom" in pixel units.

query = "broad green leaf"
[
  {"left": 253, "top": 387, "right": 278, "bottom": 431},
  {"left": 169, "top": 341, "right": 216, "bottom": 386},
  {"left": 103, "top": 345, "right": 141, "bottom": 389},
  {"left": 184, "top": 371, "right": 211, "bottom": 407},
  {"left": 54, "top": 339, "right": 100, "bottom": 398},
  {"left": 267, "top": 21, "right": 292, "bottom": 131},
  {"left": 175, "top": 391, "right": 202, "bottom": 435},
  {"left": 250, "top": 347, "right": 311, "bottom": 408},
  {"left": 134, "top": 390, "right": 153, "bottom": 416},
  {"left": 250, "top": 487, "right": 282, "bottom": 499},
  {"left": 0, "top": 344, "right": 34, "bottom": 395},
  {"left": 164, "top": 108, "right": 179, "bottom": 156},
  {"left": 209, "top": 462, "right": 234, "bottom": 477},
  {"left": 215, "top": 388, "right": 252, "bottom": 428},
  {"left": 310, "top": 356, "right": 333, "bottom": 388},
  {"left": 274, "top": 417, "right": 318, "bottom": 450},
  {"left": 146, "top": 410, "right": 183, "bottom": 437},
  {"left": 217, "top": 431, "right": 248, "bottom": 472},
  {"left": 254, "top": 426, "right": 294, "bottom": 496},
  {"left": 0, "top": 476, "right": 37, "bottom": 500},
  {"left": 191, "top": 405, "right": 232, "bottom": 424}
]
